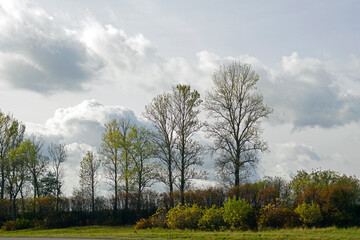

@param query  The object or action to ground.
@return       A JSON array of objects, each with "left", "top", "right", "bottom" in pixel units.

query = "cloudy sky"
[{"left": 1, "top": 0, "right": 359, "bottom": 195}]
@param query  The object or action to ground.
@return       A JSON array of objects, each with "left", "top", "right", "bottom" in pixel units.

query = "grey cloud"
[
  {"left": 0, "top": 1, "right": 104, "bottom": 93},
  {"left": 258, "top": 53, "right": 360, "bottom": 129}
]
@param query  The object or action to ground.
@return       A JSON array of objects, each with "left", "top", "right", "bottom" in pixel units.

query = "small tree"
[
  {"left": 79, "top": 151, "right": 100, "bottom": 213},
  {"left": 48, "top": 142, "right": 67, "bottom": 212},
  {"left": 127, "top": 125, "right": 158, "bottom": 211},
  {"left": 144, "top": 93, "right": 177, "bottom": 207},
  {"left": 295, "top": 201, "right": 322, "bottom": 228},
  {"left": 223, "top": 197, "right": 254, "bottom": 230}
]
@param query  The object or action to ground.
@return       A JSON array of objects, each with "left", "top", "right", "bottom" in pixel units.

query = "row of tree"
[{"left": 0, "top": 62, "right": 273, "bottom": 224}]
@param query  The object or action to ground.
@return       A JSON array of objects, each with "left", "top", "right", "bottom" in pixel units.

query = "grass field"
[{"left": 1, "top": 226, "right": 360, "bottom": 239}]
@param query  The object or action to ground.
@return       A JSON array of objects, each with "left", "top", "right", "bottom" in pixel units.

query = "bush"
[
  {"left": 1, "top": 218, "right": 31, "bottom": 231},
  {"left": 295, "top": 201, "right": 322, "bottom": 227},
  {"left": 134, "top": 207, "right": 168, "bottom": 229},
  {"left": 258, "top": 201, "right": 300, "bottom": 229},
  {"left": 1, "top": 220, "right": 16, "bottom": 231},
  {"left": 223, "top": 197, "right": 255, "bottom": 230},
  {"left": 149, "top": 207, "right": 168, "bottom": 228},
  {"left": 166, "top": 204, "right": 203, "bottom": 229},
  {"left": 134, "top": 218, "right": 152, "bottom": 229},
  {"left": 198, "top": 205, "right": 226, "bottom": 230}
]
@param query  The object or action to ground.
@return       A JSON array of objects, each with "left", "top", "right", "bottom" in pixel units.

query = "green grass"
[{"left": 0, "top": 226, "right": 360, "bottom": 239}]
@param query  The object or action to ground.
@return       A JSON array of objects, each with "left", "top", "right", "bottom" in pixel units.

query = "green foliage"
[
  {"left": 166, "top": 204, "right": 203, "bottom": 229},
  {"left": 198, "top": 205, "right": 226, "bottom": 230},
  {"left": 295, "top": 201, "right": 322, "bottom": 227},
  {"left": 258, "top": 200, "right": 300, "bottom": 229},
  {"left": 223, "top": 197, "right": 254, "bottom": 230}
]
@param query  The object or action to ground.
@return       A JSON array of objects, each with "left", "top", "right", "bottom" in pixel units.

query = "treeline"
[
  {"left": 1, "top": 169, "right": 359, "bottom": 230},
  {"left": 135, "top": 170, "right": 360, "bottom": 230}
]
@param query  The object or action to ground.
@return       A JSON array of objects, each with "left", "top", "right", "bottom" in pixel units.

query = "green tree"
[
  {"left": 204, "top": 62, "right": 272, "bottom": 189},
  {"left": 0, "top": 111, "right": 25, "bottom": 199},
  {"left": 144, "top": 93, "right": 177, "bottom": 207},
  {"left": 39, "top": 172, "right": 58, "bottom": 196},
  {"left": 101, "top": 119, "right": 122, "bottom": 217},
  {"left": 117, "top": 117, "right": 135, "bottom": 211},
  {"left": 5, "top": 140, "right": 33, "bottom": 219},
  {"left": 79, "top": 151, "right": 100, "bottom": 213}
]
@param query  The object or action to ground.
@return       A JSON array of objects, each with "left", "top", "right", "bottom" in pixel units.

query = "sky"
[{"left": 0, "top": 0, "right": 360, "bottom": 195}]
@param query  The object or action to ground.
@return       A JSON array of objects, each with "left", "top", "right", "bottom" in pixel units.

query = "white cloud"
[{"left": 258, "top": 141, "right": 355, "bottom": 180}]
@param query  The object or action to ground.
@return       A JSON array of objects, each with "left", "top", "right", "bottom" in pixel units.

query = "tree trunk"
[
  {"left": 12, "top": 197, "right": 16, "bottom": 221},
  {"left": 169, "top": 168, "right": 174, "bottom": 208},
  {"left": 0, "top": 165, "right": 4, "bottom": 199},
  {"left": 114, "top": 171, "right": 118, "bottom": 218}
]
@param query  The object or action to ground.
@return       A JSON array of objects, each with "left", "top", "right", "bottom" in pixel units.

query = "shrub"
[
  {"left": 223, "top": 197, "right": 255, "bottom": 230},
  {"left": 258, "top": 201, "right": 300, "bottom": 229},
  {"left": 134, "top": 207, "right": 168, "bottom": 229},
  {"left": 1, "top": 218, "right": 31, "bottom": 231},
  {"left": 134, "top": 218, "right": 152, "bottom": 229},
  {"left": 198, "top": 205, "right": 226, "bottom": 230},
  {"left": 15, "top": 218, "right": 31, "bottom": 230},
  {"left": 1, "top": 220, "right": 16, "bottom": 231},
  {"left": 166, "top": 204, "right": 203, "bottom": 229},
  {"left": 295, "top": 201, "right": 322, "bottom": 227},
  {"left": 149, "top": 207, "right": 168, "bottom": 228}
]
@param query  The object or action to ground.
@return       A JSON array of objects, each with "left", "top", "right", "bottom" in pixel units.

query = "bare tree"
[
  {"left": 204, "top": 62, "right": 272, "bottom": 190},
  {"left": 144, "top": 93, "right": 177, "bottom": 207},
  {"left": 79, "top": 151, "right": 100, "bottom": 213},
  {"left": 126, "top": 125, "right": 158, "bottom": 211},
  {"left": 27, "top": 135, "right": 49, "bottom": 199},
  {"left": 171, "top": 84, "right": 205, "bottom": 204},
  {"left": 48, "top": 142, "right": 67, "bottom": 212}
]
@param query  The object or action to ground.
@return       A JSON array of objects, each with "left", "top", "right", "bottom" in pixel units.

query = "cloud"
[
  {"left": 258, "top": 141, "right": 355, "bottom": 180},
  {"left": 0, "top": 1, "right": 103, "bottom": 93},
  {"left": 3, "top": 1, "right": 360, "bottom": 130},
  {"left": 259, "top": 52, "right": 360, "bottom": 129}
]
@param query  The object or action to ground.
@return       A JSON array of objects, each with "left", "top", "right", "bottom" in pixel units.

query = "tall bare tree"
[
  {"left": 79, "top": 151, "right": 100, "bottom": 213},
  {"left": 204, "top": 62, "right": 272, "bottom": 189},
  {"left": 48, "top": 142, "right": 67, "bottom": 212},
  {"left": 171, "top": 84, "right": 205, "bottom": 204},
  {"left": 144, "top": 93, "right": 177, "bottom": 207},
  {"left": 0, "top": 111, "right": 25, "bottom": 199}
]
